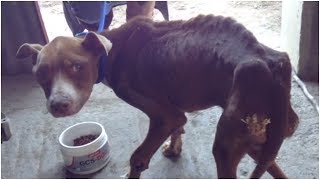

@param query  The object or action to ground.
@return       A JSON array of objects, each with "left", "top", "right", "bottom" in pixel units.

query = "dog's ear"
[
  {"left": 81, "top": 32, "right": 112, "bottom": 56},
  {"left": 16, "top": 43, "right": 43, "bottom": 65}
]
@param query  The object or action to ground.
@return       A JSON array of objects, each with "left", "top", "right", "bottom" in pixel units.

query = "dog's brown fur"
[
  {"left": 101, "top": 15, "right": 299, "bottom": 178},
  {"left": 17, "top": 15, "right": 299, "bottom": 178}
]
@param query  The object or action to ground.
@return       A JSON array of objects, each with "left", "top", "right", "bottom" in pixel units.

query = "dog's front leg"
[
  {"left": 129, "top": 117, "right": 173, "bottom": 178},
  {"left": 128, "top": 116, "right": 185, "bottom": 178},
  {"left": 113, "top": 83, "right": 187, "bottom": 178}
]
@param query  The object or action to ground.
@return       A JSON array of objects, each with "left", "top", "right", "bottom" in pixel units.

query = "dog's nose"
[{"left": 50, "top": 98, "right": 71, "bottom": 115}]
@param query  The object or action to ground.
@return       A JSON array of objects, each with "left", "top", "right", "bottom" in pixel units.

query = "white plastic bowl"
[{"left": 59, "top": 122, "right": 110, "bottom": 175}]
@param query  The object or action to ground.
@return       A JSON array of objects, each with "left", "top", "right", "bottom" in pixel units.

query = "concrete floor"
[{"left": 1, "top": 74, "right": 319, "bottom": 179}]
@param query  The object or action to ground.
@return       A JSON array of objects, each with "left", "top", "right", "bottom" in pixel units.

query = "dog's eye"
[{"left": 72, "top": 64, "right": 82, "bottom": 72}]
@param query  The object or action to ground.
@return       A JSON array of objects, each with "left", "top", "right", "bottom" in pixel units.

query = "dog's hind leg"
[
  {"left": 162, "top": 126, "right": 185, "bottom": 158},
  {"left": 212, "top": 59, "right": 283, "bottom": 178},
  {"left": 248, "top": 82, "right": 289, "bottom": 179},
  {"left": 212, "top": 111, "right": 249, "bottom": 178},
  {"left": 225, "top": 59, "right": 290, "bottom": 179},
  {"left": 248, "top": 147, "right": 287, "bottom": 178}
]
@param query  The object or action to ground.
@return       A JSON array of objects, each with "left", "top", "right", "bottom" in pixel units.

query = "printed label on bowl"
[{"left": 67, "top": 143, "right": 110, "bottom": 173}]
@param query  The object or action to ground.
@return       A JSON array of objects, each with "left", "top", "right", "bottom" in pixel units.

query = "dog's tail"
[{"left": 232, "top": 59, "right": 273, "bottom": 112}]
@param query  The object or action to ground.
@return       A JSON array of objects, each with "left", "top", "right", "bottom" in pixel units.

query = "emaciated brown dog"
[{"left": 16, "top": 15, "right": 299, "bottom": 178}]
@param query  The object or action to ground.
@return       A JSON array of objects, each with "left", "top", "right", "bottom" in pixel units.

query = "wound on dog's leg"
[{"left": 162, "top": 126, "right": 185, "bottom": 158}]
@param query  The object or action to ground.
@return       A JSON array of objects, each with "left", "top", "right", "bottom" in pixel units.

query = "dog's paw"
[
  {"left": 162, "top": 141, "right": 181, "bottom": 158},
  {"left": 120, "top": 173, "right": 129, "bottom": 179}
]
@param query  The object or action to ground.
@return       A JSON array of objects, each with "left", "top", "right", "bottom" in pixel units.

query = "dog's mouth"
[
  {"left": 49, "top": 107, "right": 80, "bottom": 118},
  {"left": 46, "top": 96, "right": 83, "bottom": 118},
  {"left": 47, "top": 100, "right": 81, "bottom": 118}
]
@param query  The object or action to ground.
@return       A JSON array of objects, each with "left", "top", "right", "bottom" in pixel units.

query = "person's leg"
[{"left": 126, "top": 1, "right": 155, "bottom": 21}]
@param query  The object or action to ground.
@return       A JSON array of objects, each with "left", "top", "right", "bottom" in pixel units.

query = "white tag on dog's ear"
[
  {"left": 82, "top": 32, "right": 112, "bottom": 55},
  {"left": 16, "top": 43, "right": 43, "bottom": 65}
]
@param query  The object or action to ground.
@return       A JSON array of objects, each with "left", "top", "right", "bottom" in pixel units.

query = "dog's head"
[{"left": 16, "top": 32, "right": 112, "bottom": 117}]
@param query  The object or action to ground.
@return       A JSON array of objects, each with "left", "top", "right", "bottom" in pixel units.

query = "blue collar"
[
  {"left": 96, "top": 54, "right": 107, "bottom": 84},
  {"left": 75, "top": 1, "right": 109, "bottom": 84}
]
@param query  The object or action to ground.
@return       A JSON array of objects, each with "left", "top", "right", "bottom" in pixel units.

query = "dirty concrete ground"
[
  {"left": 1, "top": 1, "right": 319, "bottom": 179},
  {"left": 1, "top": 75, "right": 319, "bottom": 179}
]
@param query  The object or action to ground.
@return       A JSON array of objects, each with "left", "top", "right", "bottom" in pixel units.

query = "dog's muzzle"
[{"left": 48, "top": 93, "right": 73, "bottom": 117}]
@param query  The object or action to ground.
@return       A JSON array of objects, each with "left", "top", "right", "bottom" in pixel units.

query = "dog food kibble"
[{"left": 73, "top": 134, "right": 99, "bottom": 146}]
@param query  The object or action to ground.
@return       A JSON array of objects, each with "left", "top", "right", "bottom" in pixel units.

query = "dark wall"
[
  {"left": 1, "top": 1, "right": 48, "bottom": 75},
  {"left": 298, "top": 1, "right": 319, "bottom": 82}
]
